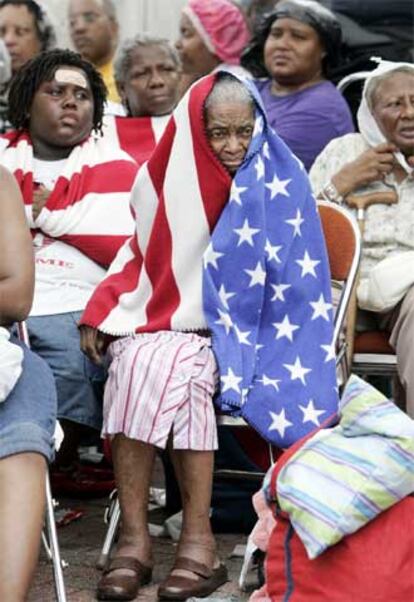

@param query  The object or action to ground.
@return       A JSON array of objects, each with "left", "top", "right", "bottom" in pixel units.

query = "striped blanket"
[
  {"left": 102, "top": 114, "right": 170, "bottom": 167},
  {"left": 0, "top": 129, "right": 138, "bottom": 268},
  {"left": 80, "top": 74, "right": 231, "bottom": 334},
  {"left": 269, "top": 375, "right": 414, "bottom": 559}
]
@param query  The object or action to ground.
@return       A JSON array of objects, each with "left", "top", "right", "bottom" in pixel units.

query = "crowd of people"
[{"left": 0, "top": 0, "right": 413, "bottom": 601}]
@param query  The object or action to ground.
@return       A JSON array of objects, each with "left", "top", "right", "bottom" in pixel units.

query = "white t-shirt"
[{"left": 30, "top": 158, "right": 106, "bottom": 317}]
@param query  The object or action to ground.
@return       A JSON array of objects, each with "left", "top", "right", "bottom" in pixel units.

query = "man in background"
[{"left": 68, "top": 0, "right": 120, "bottom": 103}]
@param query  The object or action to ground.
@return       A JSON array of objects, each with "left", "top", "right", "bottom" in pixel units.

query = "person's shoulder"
[
  {"left": 284, "top": 81, "right": 344, "bottom": 111},
  {"left": 87, "top": 132, "right": 138, "bottom": 173},
  {"left": 315, "top": 132, "right": 366, "bottom": 164},
  {"left": 0, "top": 163, "right": 11, "bottom": 180},
  {"left": 336, "top": 132, "right": 368, "bottom": 152},
  {"left": 254, "top": 77, "right": 271, "bottom": 93},
  {"left": 288, "top": 82, "right": 352, "bottom": 127},
  {"left": 325, "top": 82, "right": 353, "bottom": 112},
  {"left": 310, "top": 81, "right": 354, "bottom": 129},
  {"left": 308, "top": 80, "right": 347, "bottom": 103}
]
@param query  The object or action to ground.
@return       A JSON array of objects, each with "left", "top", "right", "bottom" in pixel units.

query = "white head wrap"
[{"left": 357, "top": 60, "right": 414, "bottom": 174}]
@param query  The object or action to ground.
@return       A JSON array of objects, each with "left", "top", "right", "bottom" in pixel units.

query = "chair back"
[
  {"left": 317, "top": 200, "right": 361, "bottom": 350},
  {"left": 336, "top": 71, "right": 372, "bottom": 94},
  {"left": 336, "top": 68, "right": 374, "bottom": 127}
]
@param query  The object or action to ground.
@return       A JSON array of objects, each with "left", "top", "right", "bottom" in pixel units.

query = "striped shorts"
[{"left": 103, "top": 331, "right": 219, "bottom": 450}]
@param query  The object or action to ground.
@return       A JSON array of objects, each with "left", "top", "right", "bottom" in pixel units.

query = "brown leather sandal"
[
  {"left": 97, "top": 556, "right": 152, "bottom": 601},
  {"left": 158, "top": 556, "right": 228, "bottom": 600}
]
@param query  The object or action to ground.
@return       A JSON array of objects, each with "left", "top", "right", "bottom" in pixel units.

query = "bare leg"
[
  {"left": 171, "top": 449, "right": 218, "bottom": 574},
  {"left": 0, "top": 453, "right": 46, "bottom": 602},
  {"left": 106, "top": 435, "right": 156, "bottom": 573}
]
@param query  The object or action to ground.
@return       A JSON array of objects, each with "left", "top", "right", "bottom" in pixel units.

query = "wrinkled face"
[
  {"left": 205, "top": 100, "right": 255, "bottom": 175},
  {"left": 175, "top": 13, "right": 219, "bottom": 76},
  {"left": 68, "top": 0, "right": 117, "bottom": 66},
  {"left": 372, "top": 72, "right": 414, "bottom": 157},
  {"left": 29, "top": 66, "right": 94, "bottom": 153},
  {"left": 264, "top": 17, "right": 325, "bottom": 85},
  {"left": 119, "top": 45, "right": 180, "bottom": 117},
  {"left": 0, "top": 4, "right": 42, "bottom": 73}
]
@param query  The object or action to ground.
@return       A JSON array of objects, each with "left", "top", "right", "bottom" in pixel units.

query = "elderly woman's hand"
[
  {"left": 331, "top": 143, "right": 397, "bottom": 198},
  {"left": 79, "top": 325, "right": 107, "bottom": 365}
]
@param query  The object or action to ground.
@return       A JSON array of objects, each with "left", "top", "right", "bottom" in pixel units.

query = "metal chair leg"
[
  {"left": 44, "top": 472, "right": 67, "bottom": 602},
  {"left": 16, "top": 322, "right": 67, "bottom": 601},
  {"left": 96, "top": 490, "right": 121, "bottom": 570}
]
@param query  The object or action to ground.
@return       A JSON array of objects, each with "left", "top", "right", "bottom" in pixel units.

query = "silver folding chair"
[
  {"left": 97, "top": 488, "right": 121, "bottom": 570},
  {"left": 16, "top": 322, "right": 67, "bottom": 602}
]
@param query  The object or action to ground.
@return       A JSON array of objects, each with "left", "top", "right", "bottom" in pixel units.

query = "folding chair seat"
[{"left": 353, "top": 330, "right": 397, "bottom": 376}]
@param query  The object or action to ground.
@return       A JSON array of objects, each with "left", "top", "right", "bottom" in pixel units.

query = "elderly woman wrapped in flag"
[{"left": 80, "top": 71, "right": 338, "bottom": 601}]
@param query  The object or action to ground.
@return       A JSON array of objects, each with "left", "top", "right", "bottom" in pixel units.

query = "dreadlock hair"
[
  {"left": 0, "top": 0, "right": 56, "bottom": 52},
  {"left": 8, "top": 48, "right": 107, "bottom": 133}
]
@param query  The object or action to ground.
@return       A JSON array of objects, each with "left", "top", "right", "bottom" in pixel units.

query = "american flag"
[
  {"left": 203, "top": 77, "right": 339, "bottom": 448},
  {"left": 102, "top": 114, "right": 170, "bottom": 167},
  {"left": 81, "top": 74, "right": 232, "bottom": 334},
  {"left": 80, "top": 72, "right": 338, "bottom": 450}
]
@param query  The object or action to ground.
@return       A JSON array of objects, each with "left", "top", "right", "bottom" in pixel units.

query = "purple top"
[{"left": 255, "top": 79, "right": 355, "bottom": 171}]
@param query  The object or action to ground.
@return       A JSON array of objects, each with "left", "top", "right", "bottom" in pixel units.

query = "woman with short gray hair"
[
  {"left": 115, "top": 34, "right": 180, "bottom": 100},
  {"left": 104, "top": 34, "right": 181, "bottom": 165}
]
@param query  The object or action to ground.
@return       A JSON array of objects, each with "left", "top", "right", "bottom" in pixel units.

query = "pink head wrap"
[{"left": 183, "top": 0, "right": 250, "bottom": 65}]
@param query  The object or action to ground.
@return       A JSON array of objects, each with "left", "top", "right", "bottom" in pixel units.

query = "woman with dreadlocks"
[{"left": 0, "top": 48, "right": 137, "bottom": 471}]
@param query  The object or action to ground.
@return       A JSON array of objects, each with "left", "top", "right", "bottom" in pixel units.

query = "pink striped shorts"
[{"left": 103, "top": 331, "right": 219, "bottom": 450}]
